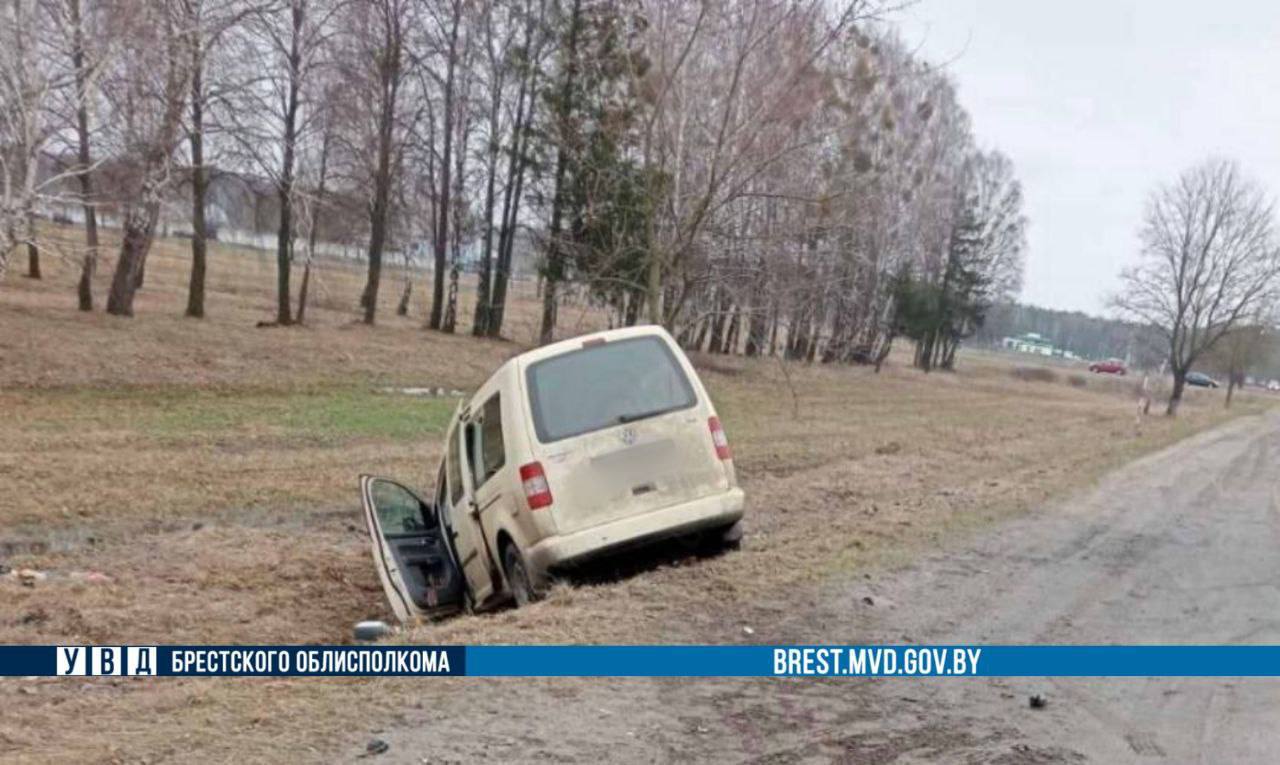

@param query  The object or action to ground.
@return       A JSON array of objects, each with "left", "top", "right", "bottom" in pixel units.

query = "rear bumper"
[{"left": 526, "top": 488, "right": 745, "bottom": 573}]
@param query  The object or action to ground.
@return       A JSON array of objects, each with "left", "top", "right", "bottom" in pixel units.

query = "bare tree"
[
  {"left": 632, "top": 0, "right": 879, "bottom": 328},
  {"left": 101, "top": 0, "right": 194, "bottom": 316},
  {"left": 0, "top": 0, "right": 57, "bottom": 280},
  {"left": 469, "top": 0, "right": 521, "bottom": 336},
  {"left": 483, "top": 0, "right": 548, "bottom": 338},
  {"left": 343, "top": 0, "right": 413, "bottom": 325},
  {"left": 179, "top": 0, "right": 257, "bottom": 319},
  {"left": 1114, "top": 159, "right": 1280, "bottom": 415},
  {"left": 55, "top": 0, "right": 107, "bottom": 309},
  {"left": 537, "top": 0, "right": 583, "bottom": 344},
  {"left": 421, "top": 0, "right": 465, "bottom": 331},
  {"left": 223, "top": 0, "right": 338, "bottom": 324},
  {"left": 294, "top": 100, "right": 334, "bottom": 324},
  {"left": 1201, "top": 311, "right": 1277, "bottom": 408}
]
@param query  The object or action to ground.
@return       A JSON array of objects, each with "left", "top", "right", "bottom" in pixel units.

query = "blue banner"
[{"left": 5, "top": 645, "right": 1280, "bottom": 677}]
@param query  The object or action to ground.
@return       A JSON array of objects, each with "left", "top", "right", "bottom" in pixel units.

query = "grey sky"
[{"left": 900, "top": 0, "right": 1280, "bottom": 314}]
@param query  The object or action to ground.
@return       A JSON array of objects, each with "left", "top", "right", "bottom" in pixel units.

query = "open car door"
[{"left": 359, "top": 475, "right": 466, "bottom": 624}]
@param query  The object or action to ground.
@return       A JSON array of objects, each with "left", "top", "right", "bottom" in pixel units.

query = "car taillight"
[
  {"left": 519, "top": 462, "right": 553, "bottom": 510},
  {"left": 708, "top": 416, "right": 731, "bottom": 460}
]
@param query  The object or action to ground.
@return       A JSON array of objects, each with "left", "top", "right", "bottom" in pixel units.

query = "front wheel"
[{"left": 503, "top": 543, "right": 545, "bottom": 607}]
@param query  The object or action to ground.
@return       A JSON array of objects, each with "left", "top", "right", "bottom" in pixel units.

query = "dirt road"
[{"left": 361, "top": 411, "right": 1280, "bottom": 763}]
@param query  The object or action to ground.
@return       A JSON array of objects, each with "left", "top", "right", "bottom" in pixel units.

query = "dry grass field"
[{"left": 0, "top": 227, "right": 1273, "bottom": 762}]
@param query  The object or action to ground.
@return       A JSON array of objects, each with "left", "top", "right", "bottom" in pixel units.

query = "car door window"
[
  {"left": 470, "top": 394, "right": 506, "bottom": 489},
  {"left": 371, "top": 480, "right": 431, "bottom": 534}
]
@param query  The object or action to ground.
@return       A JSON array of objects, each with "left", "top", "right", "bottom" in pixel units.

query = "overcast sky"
[{"left": 899, "top": 0, "right": 1280, "bottom": 315}]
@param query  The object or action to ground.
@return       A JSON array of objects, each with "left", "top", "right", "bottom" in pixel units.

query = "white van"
[{"left": 360, "top": 325, "right": 745, "bottom": 622}]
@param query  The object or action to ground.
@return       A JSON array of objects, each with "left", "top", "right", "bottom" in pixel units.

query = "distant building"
[{"left": 1001, "top": 333, "right": 1079, "bottom": 360}]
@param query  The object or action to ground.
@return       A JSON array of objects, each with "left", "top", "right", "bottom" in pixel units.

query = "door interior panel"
[{"left": 385, "top": 530, "right": 465, "bottom": 611}]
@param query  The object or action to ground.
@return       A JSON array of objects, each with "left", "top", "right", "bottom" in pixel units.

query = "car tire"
[{"left": 502, "top": 543, "right": 544, "bottom": 607}]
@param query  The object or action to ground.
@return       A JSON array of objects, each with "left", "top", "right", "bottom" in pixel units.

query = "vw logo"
[{"left": 619, "top": 427, "right": 638, "bottom": 446}]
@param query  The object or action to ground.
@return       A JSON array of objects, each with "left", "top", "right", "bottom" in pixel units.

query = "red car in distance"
[{"left": 1088, "top": 358, "right": 1127, "bottom": 375}]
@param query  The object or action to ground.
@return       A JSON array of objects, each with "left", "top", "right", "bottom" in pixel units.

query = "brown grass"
[
  {"left": 0, "top": 226, "right": 1274, "bottom": 763},
  {"left": 1010, "top": 364, "right": 1059, "bottom": 383}
]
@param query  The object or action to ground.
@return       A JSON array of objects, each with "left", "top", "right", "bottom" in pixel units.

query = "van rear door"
[{"left": 522, "top": 334, "right": 729, "bottom": 534}]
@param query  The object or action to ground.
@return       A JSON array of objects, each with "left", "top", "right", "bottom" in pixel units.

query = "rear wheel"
[{"left": 502, "top": 543, "right": 544, "bottom": 607}]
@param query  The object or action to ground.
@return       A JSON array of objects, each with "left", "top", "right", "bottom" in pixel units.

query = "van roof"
[
  {"left": 467, "top": 326, "right": 675, "bottom": 402},
  {"left": 512, "top": 325, "right": 674, "bottom": 369}
]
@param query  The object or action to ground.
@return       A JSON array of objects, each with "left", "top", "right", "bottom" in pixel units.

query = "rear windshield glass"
[{"left": 526, "top": 336, "right": 697, "bottom": 443}]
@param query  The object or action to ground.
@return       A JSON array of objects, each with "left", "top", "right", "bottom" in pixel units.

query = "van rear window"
[{"left": 525, "top": 336, "right": 697, "bottom": 443}]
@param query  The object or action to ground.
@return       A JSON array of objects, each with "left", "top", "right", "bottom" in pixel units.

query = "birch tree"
[
  {"left": 0, "top": 0, "right": 59, "bottom": 280},
  {"left": 350, "top": 0, "right": 413, "bottom": 325},
  {"left": 49, "top": 0, "right": 109, "bottom": 308},
  {"left": 101, "top": 0, "right": 194, "bottom": 316}
]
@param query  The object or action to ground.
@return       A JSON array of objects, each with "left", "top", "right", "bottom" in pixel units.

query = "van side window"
[
  {"left": 471, "top": 394, "right": 506, "bottom": 488},
  {"left": 446, "top": 425, "right": 464, "bottom": 505}
]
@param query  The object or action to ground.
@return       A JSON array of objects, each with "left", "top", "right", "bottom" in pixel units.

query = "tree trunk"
[
  {"left": 708, "top": 295, "right": 727, "bottom": 354},
  {"left": 297, "top": 115, "right": 331, "bottom": 326},
  {"left": 275, "top": 186, "right": 294, "bottom": 325},
  {"left": 472, "top": 81, "right": 502, "bottom": 337},
  {"left": 362, "top": 13, "right": 401, "bottom": 326},
  {"left": 363, "top": 213, "right": 386, "bottom": 324},
  {"left": 1225, "top": 370, "right": 1243, "bottom": 409},
  {"left": 295, "top": 260, "right": 311, "bottom": 324},
  {"left": 1166, "top": 371, "right": 1186, "bottom": 416},
  {"left": 443, "top": 264, "right": 459, "bottom": 332},
  {"left": 274, "top": 2, "right": 304, "bottom": 326},
  {"left": 693, "top": 314, "right": 710, "bottom": 352},
  {"left": 726, "top": 304, "right": 742, "bottom": 356},
  {"left": 647, "top": 249, "right": 663, "bottom": 326},
  {"left": 488, "top": 84, "right": 535, "bottom": 338},
  {"left": 768, "top": 307, "right": 779, "bottom": 356},
  {"left": 745, "top": 301, "right": 768, "bottom": 357},
  {"left": 429, "top": 11, "right": 462, "bottom": 331},
  {"left": 25, "top": 216, "right": 40, "bottom": 279},
  {"left": 397, "top": 277, "right": 412, "bottom": 316},
  {"left": 624, "top": 290, "right": 641, "bottom": 326},
  {"left": 70, "top": 0, "right": 98, "bottom": 311},
  {"left": 106, "top": 200, "right": 161, "bottom": 316},
  {"left": 874, "top": 334, "right": 893, "bottom": 373},
  {"left": 186, "top": 50, "right": 208, "bottom": 318}
]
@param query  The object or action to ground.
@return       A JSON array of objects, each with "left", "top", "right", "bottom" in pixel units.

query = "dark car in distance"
[
  {"left": 1185, "top": 371, "right": 1220, "bottom": 388},
  {"left": 1088, "top": 358, "right": 1127, "bottom": 375}
]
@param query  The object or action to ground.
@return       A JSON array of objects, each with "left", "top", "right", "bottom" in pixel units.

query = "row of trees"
[
  {"left": 973, "top": 302, "right": 1164, "bottom": 366},
  {"left": 2, "top": 0, "right": 1028, "bottom": 367}
]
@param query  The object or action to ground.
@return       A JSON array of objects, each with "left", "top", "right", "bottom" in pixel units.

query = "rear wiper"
[{"left": 617, "top": 407, "right": 670, "bottom": 424}]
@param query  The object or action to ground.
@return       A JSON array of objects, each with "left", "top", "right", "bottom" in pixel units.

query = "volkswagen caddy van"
[{"left": 361, "top": 325, "right": 745, "bottom": 622}]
